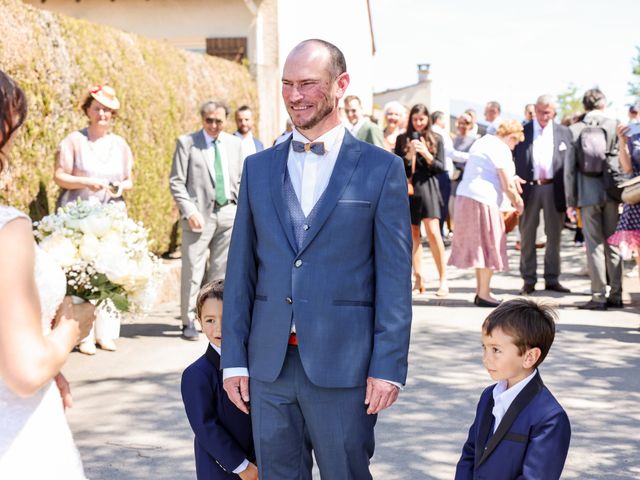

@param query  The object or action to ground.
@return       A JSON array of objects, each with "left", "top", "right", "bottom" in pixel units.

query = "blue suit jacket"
[
  {"left": 221, "top": 130, "right": 412, "bottom": 387},
  {"left": 455, "top": 372, "right": 571, "bottom": 480},
  {"left": 234, "top": 131, "right": 264, "bottom": 153},
  {"left": 181, "top": 345, "right": 255, "bottom": 479}
]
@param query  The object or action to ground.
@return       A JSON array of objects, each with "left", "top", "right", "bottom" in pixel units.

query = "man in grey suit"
[
  {"left": 565, "top": 88, "right": 623, "bottom": 310},
  {"left": 344, "top": 94, "right": 385, "bottom": 148},
  {"left": 222, "top": 40, "right": 412, "bottom": 479},
  {"left": 169, "top": 101, "right": 244, "bottom": 339},
  {"left": 514, "top": 95, "right": 573, "bottom": 295}
]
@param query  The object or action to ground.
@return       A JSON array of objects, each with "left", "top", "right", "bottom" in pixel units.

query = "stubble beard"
[{"left": 290, "top": 95, "right": 334, "bottom": 132}]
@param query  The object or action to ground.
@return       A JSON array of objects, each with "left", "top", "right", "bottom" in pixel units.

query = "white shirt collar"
[
  {"left": 202, "top": 130, "right": 220, "bottom": 145},
  {"left": 533, "top": 119, "right": 552, "bottom": 135},
  {"left": 291, "top": 123, "right": 345, "bottom": 155},
  {"left": 491, "top": 369, "right": 537, "bottom": 432},
  {"left": 210, "top": 343, "right": 221, "bottom": 355}
]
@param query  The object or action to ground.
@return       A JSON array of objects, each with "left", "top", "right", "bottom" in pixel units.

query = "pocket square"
[{"left": 559, "top": 142, "right": 567, "bottom": 152}]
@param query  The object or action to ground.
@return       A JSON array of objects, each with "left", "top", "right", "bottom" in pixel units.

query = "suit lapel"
[
  {"left": 475, "top": 394, "right": 495, "bottom": 467},
  {"left": 525, "top": 122, "right": 534, "bottom": 173},
  {"left": 297, "top": 131, "right": 361, "bottom": 255},
  {"left": 478, "top": 372, "right": 544, "bottom": 466},
  {"left": 204, "top": 344, "right": 221, "bottom": 370},
  {"left": 196, "top": 130, "right": 216, "bottom": 185},
  {"left": 552, "top": 123, "right": 562, "bottom": 174},
  {"left": 270, "top": 138, "right": 298, "bottom": 253}
]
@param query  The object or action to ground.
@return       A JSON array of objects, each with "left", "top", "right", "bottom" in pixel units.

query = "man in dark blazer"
[
  {"left": 234, "top": 105, "right": 264, "bottom": 158},
  {"left": 514, "top": 95, "right": 573, "bottom": 295},
  {"left": 221, "top": 39, "right": 412, "bottom": 479}
]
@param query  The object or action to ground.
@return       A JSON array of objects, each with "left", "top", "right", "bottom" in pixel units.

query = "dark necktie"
[{"left": 291, "top": 140, "right": 325, "bottom": 155}]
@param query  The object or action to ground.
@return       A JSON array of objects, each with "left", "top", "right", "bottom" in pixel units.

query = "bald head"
[{"left": 289, "top": 39, "right": 346, "bottom": 80}]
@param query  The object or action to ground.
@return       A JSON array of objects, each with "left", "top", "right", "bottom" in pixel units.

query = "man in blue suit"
[{"left": 221, "top": 39, "right": 412, "bottom": 479}]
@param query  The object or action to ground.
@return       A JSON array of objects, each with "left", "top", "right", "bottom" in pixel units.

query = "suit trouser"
[
  {"left": 581, "top": 201, "right": 622, "bottom": 302},
  {"left": 518, "top": 184, "right": 564, "bottom": 285},
  {"left": 250, "top": 346, "right": 376, "bottom": 480},
  {"left": 180, "top": 204, "right": 236, "bottom": 325}
]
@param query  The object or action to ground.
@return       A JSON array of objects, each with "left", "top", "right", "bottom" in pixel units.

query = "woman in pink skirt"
[{"left": 448, "top": 120, "right": 524, "bottom": 307}]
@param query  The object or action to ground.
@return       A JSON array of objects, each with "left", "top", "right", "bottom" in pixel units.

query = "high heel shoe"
[
  {"left": 412, "top": 275, "right": 426, "bottom": 295},
  {"left": 78, "top": 340, "right": 96, "bottom": 355}
]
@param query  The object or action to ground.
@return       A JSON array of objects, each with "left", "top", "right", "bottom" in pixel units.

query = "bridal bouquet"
[{"left": 34, "top": 198, "right": 159, "bottom": 314}]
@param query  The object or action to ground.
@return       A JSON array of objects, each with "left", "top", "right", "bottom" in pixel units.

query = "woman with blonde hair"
[
  {"left": 382, "top": 101, "right": 407, "bottom": 152},
  {"left": 448, "top": 120, "right": 525, "bottom": 306}
]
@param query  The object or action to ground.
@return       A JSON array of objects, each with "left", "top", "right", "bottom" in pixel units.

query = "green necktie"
[{"left": 213, "top": 139, "right": 228, "bottom": 205}]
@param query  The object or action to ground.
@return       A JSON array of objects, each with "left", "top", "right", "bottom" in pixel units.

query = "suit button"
[
  {"left": 294, "top": 259, "right": 302, "bottom": 268},
  {"left": 303, "top": 224, "right": 310, "bottom": 231},
  {"left": 285, "top": 297, "right": 293, "bottom": 304}
]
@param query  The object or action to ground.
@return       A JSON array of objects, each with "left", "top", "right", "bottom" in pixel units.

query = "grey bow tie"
[{"left": 291, "top": 140, "right": 326, "bottom": 155}]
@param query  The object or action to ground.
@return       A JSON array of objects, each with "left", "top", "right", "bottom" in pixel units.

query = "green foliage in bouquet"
[{"left": 0, "top": 0, "right": 258, "bottom": 253}]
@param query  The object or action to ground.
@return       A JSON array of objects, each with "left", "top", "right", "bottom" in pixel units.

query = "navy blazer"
[
  {"left": 455, "top": 372, "right": 571, "bottom": 480},
  {"left": 221, "top": 130, "right": 412, "bottom": 387},
  {"left": 181, "top": 345, "right": 254, "bottom": 479},
  {"left": 513, "top": 122, "right": 573, "bottom": 212},
  {"left": 234, "top": 131, "right": 264, "bottom": 153}
]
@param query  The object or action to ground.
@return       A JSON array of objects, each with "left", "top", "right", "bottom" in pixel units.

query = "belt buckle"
[{"left": 215, "top": 200, "right": 229, "bottom": 209}]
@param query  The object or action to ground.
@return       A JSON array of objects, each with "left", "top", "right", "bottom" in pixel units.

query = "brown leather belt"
[{"left": 288, "top": 333, "right": 298, "bottom": 346}]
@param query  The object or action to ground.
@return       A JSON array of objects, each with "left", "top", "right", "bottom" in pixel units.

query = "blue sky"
[{"left": 369, "top": 0, "right": 639, "bottom": 119}]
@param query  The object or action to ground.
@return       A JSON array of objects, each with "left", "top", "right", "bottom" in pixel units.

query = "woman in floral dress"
[{"left": 608, "top": 124, "right": 640, "bottom": 278}]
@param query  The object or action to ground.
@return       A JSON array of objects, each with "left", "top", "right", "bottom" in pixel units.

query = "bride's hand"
[
  {"left": 54, "top": 372, "right": 73, "bottom": 410},
  {"left": 53, "top": 297, "right": 94, "bottom": 342}
]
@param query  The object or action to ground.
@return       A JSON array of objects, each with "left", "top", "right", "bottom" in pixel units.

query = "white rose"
[
  {"left": 78, "top": 213, "right": 112, "bottom": 237},
  {"left": 94, "top": 243, "right": 134, "bottom": 287},
  {"left": 79, "top": 233, "right": 101, "bottom": 261},
  {"left": 39, "top": 232, "right": 78, "bottom": 267}
]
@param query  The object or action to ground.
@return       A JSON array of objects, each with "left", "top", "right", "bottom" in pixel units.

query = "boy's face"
[
  {"left": 482, "top": 327, "right": 537, "bottom": 389},
  {"left": 199, "top": 298, "right": 223, "bottom": 348}
]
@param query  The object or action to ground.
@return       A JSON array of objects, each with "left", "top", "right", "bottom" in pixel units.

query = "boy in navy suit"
[
  {"left": 181, "top": 280, "right": 258, "bottom": 479},
  {"left": 455, "top": 298, "right": 571, "bottom": 480}
]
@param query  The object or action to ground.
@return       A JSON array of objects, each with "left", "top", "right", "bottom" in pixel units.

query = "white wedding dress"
[{"left": 0, "top": 206, "right": 86, "bottom": 479}]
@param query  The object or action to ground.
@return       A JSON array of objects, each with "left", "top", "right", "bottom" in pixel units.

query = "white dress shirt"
[
  {"left": 210, "top": 343, "right": 250, "bottom": 475},
  {"left": 239, "top": 133, "right": 257, "bottom": 159},
  {"left": 491, "top": 369, "right": 538, "bottom": 433},
  {"left": 532, "top": 120, "right": 554, "bottom": 180},
  {"left": 202, "top": 130, "right": 231, "bottom": 202}
]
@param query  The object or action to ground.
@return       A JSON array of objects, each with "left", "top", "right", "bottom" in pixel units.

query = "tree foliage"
[
  {"left": 556, "top": 83, "right": 582, "bottom": 121},
  {"left": 628, "top": 46, "right": 640, "bottom": 101}
]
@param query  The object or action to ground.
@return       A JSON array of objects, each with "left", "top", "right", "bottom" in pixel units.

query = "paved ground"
[{"left": 64, "top": 231, "right": 640, "bottom": 479}]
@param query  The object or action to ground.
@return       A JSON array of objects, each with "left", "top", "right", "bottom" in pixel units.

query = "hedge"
[{"left": 0, "top": 0, "right": 257, "bottom": 253}]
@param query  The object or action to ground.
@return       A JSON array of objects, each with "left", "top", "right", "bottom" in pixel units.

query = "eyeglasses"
[{"left": 205, "top": 118, "right": 224, "bottom": 125}]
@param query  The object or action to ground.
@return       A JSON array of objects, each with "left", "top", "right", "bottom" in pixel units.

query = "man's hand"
[
  {"left": 566, "top": 207, "right": 577, "bottom": 223},
  {"left": 364, "top": 377, "right": 399, "bottom": 415},
  {"left": 54, "top": 373, "right": 73, "bottom": 410},
  {"left": 187, "top": 212, "right": 205, "bottom": 232},
  {"left": 238, "top": 462, "right": 259, "bottom": 480},
  {"left": 223, "top": 376, "right": 250, "bottom": 414}
]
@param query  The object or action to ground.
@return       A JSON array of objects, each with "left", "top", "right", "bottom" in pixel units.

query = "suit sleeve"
[
  {"left": 169, "top": 137, "right": 197, "bottom": 219},
  {"left": 368, "top": 155, "right": 412, "bottom": 384},
  {"left": 221, "top": 162, "right": 257, "bottom": 370},
  {"left": 517, "top": 408, "right": 571, "bottom": 480},
  {"left": 454, "top": 417, "right": 477, "bottom": 480},
  {"left": 181, "top": 368, "right": 248, "bottom": 472},
  {"left": 564, "top": 128, "right": 578, "bottom": 208}
]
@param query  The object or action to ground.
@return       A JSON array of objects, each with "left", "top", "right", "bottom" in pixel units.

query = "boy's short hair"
[
  {"left": 196, "top": 279, "right": 224, "bottom": 320},
  {"left": 482, "top": 298, "right": 557, "bottom": 368}
]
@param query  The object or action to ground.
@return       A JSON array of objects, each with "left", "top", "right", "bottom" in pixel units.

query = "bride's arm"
[{"left": 0, "top": 218, "right": 80, "bottom": 397}]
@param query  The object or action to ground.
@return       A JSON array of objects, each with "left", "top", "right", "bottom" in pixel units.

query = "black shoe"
[
  {"left": 519, "top": 283, "right": 535, "bottom": 295},
  {"left": 545, "top": 283, "right": 571, "bottom": 293},
  {"left": 606, "top": 299, "right": 624, "bottom": 309},
  {"left": 578, "top": 300, "right": 607, "bottom": 311},
  {"left": 474, "top": 295, "right": 501, "bottom": 308}
]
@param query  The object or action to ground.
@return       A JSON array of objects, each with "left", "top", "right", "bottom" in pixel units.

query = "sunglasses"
[{"left": 205, "top": 118, "right": 224, "bottom": 125}]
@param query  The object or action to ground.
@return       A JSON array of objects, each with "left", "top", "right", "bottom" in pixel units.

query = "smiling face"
[
  {"left": 235, "top": 109, "right": 253, "bottom": 135},
  {"left": 86, "top": 99, "right": 113, "bottom": 128},
  {"left": 482, "top": 327, "right": 538, "bottom": 388},
  {"left": 202, "top": 107, "right": 227, "bottom": 139},
  {"left": 199, "top": 298, "right": 223, "bottom": 347},
  {"left": 535, "top": 102, "right": 556, "bottom": 128},
  {"left": 281, "top": 42, "right": 349, "bottom": 139},
  {"left": 344, "top": 98, "right": 362, "bottom": 125},
  {"left": 411, "top": 112, "right": 429, "bottom": 133}
]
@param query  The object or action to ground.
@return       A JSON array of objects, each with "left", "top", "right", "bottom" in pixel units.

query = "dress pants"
[
  {"left": 250, "top": 346, "right": 377, "bottom": 480},
  {"left": 581, "top": 201, "right": 622, "bottom": 303},
  {"left": 180, "top": 204, "right": 236, "bottom": 325},
  {"left": 518, "top": 184, "right": 564, "bottom": 285}
]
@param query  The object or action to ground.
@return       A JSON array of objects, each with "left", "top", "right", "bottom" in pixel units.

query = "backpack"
[{"left": 576, "top": 119, "right": 608, "bottom": 176}]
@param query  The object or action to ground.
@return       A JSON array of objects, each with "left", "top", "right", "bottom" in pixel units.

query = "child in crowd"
[
  {"left": 181, "top": 280, "right": 258, "bottom": 480},
  {"left": 455, "top": 298, "right": 571, "bottom": 480}
]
